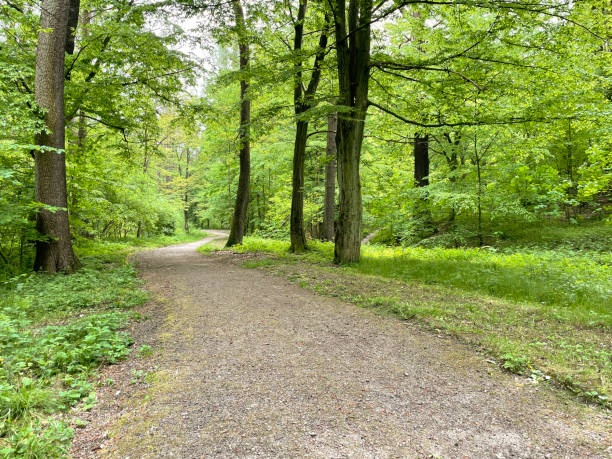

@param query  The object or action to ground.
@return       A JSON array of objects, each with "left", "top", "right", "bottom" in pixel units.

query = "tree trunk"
[
  {"left": 65, "top": 0, "right": 80, "bottom": 55},
  {"left": 289, "top": 1, "right": 328, "bottom": 253},
  {"left": 290, "top": 120, "right": 309, "bottom": 252},
  {"left": 261, "top": 182, "right": 266, "bottom": 221},
  {"left": 474, "top": 133, "right": 484, "bottom": 246},
  {"left": 332, "top": 0, "right": 372, "bottom": 264},
  {"left": 444, "top": 132, "right": 461, "bottom": 223},
  {"left": 334, "top": 116, "right": 365, "bottom": 263},
  {"left": 413, "top": 133, "right": 429, "bottom": 188},
  {"left": 226, "top": 0, "right": 250, "bottom": 247},
  {"left": 323, "top": 112, "right": 337, "bottom": 241},
  {"left": 413, "top": 133, "right": 433, "bottom": 236},
  {"left": 184, "top": 149, "right": 190, "bottom": 234},
  {"left": 33, "top": 0, "right": 79, "bottom": 273}
]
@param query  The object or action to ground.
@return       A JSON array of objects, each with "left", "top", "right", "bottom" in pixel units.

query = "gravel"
[{"left": 72, "top": 231, "right": 611, "bottom": 458}]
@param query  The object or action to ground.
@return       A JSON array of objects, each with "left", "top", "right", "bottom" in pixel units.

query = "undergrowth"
[{"left": 0, "top": 231, "right": 203, "bottom": 457}]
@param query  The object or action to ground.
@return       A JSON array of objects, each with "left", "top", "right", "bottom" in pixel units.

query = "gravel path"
[{"left": 82, "top": 232, "right": 611, "bottom": 458}]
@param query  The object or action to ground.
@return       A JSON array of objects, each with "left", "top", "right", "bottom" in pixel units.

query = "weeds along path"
[{"left": 85, "top": 233, "right": 610, "bottom": 458}]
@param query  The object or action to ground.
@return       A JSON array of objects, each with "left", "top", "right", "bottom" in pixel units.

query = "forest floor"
[{"left": 71, "top": 232, "right": 611, "bottom": 458}]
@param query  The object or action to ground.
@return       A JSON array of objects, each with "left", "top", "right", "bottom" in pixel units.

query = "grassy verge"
[
  {"left": 0, "top": 231, "right": 202, "bottom": 457},
  {"left": 199, "top": 236, "right": 611, "bottom": 408}
]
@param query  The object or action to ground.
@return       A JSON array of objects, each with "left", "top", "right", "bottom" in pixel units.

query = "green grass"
[
  {"left": 0, "top": 232, "right": 202, "bottom": 457},
  {"left": 495, "top": 221, "right": 612, "bottom": 252},
  {"left": 209, "top": 236, "right": 612, "bottom": 323},
  {"left": 199, "top": 230, "right": 612, "bottom": 407}
]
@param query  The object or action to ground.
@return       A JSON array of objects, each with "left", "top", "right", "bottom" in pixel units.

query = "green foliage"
[
  {"left": 74, "top": 231, "right": 206, "bottom": 266},
  {"left": 495, "top": 222, "right": 612, "bottom": 252},
  {"left": 500, "top": 353, "right": 530, "bottom": 374},
  {"left": 357, "top": 246, "right": 612, "bottom": 324},
  {"left": 0, "top": 0, "right": 610, "bottom": 447},
  {"left": 0, "top": 239, "right": 158, "bottom": 455},
  {"left": 0, "top": 419, "right": 73, "bottom": 458}
]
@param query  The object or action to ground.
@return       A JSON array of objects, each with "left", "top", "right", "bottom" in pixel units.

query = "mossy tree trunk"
[{"left": 290, "top": 120, "right": 309, "bottom": 252}]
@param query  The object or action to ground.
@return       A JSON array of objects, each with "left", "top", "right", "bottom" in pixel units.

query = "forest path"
[{"left": 84, "top": 234, "right": 610, "bottom": 458}]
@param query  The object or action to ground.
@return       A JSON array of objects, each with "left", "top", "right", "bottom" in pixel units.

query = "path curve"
[{"left": 95, "top": 235, "right": 609, "bottom": 458}]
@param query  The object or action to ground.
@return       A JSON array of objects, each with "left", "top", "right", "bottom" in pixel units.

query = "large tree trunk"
[
  {"left": 33, "top": 0, "right": 79, "bottom": 273},
  {"left": 290, "top": 120, "right": 309, "bottom": 252},
  {"left": 334, "top": 114, "right": 365, "bottom": 263},
  {"left": 332, "top": 0, "right": 372, "bottom": 264},
  {"left": 226, "top": 0, "right": 250, "bottom": 247},
  {"left": 323, "top": 112, "right": 337, "bottom": 241},
  {"left": 289, "top": 0, "right": 309, "bottom": 253}
]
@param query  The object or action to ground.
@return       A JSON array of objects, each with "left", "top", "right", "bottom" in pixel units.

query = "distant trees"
[
  {"left": 188, "top": 0, "right": 608, "bottom": 260},
  {"left": 1, "top": 0, "right": 195, "bottom": 276},
  {"left": 1, "top": 0, "right": 608, "bottom": 275}
]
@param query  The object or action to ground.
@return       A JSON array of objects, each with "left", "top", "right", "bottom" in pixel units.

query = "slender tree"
[
  {"left": 184, "top": 148, "right": 191, "bottom": 233},
  {"left": 33, "top": 0, "right": 80, "bottom": 273},
  {"left": 226, "top": 0, "right": 251, "bottom": 247},
  {"left": 289, "top": 1, "right": 329, "bottom": 252}
]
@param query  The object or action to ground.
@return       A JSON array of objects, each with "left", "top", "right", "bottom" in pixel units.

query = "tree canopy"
[{"left": 0, "top": 0, "right": 609, "bottom": 273}]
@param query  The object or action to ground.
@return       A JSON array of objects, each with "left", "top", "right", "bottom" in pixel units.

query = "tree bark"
[
  {"left": 473, "top": 133, "right": 484, "bottom": 246},
  {"left": 443, "top": 132, "right": 461, "bottom": 222},
  {"left": 290, "top": 120, "right": 309, "bottom": 251},
  {"left": 184, "top": 148, "right": 190, "bottom": 234},
  {"left": 65, "top": 0, "right": 80, "bottom": 55},
  {"left": 323, "top": 112, "right": 337, "bottom": 241},
  {"left": 33, "top": 0, "right": 79, "bottom": 273},
  {"left": 332, "top": 0, "right": 372, "bottom": 264},
  {"left": 289, "top": 1, "right": 329, "bottom": 253},
  {"left": 413, "top": 133, "right": 434, "bottom": 236},
  {"left": 413, "top": 133, "right": 429, "bottom": 188},
  {"left": 226, "top": 0, "right": 251, "bottom": 247}
]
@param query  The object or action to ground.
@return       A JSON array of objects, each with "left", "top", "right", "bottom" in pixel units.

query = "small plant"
[
  {"left": 130, "top": 369, "right": 145, "bottom": 384},
  {"left": 0, "top": 238, "right": 153, "bottom": 455},
  {"left": 72, "top": 418, "right": 88, "bottom": 428},
  {"left": 137, "top": 345, "right": 154, "bottom": 358}
]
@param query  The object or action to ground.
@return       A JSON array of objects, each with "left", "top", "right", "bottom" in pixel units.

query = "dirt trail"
[{"left": 76, "top": 232, "right": 611, "bottom": 458}]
